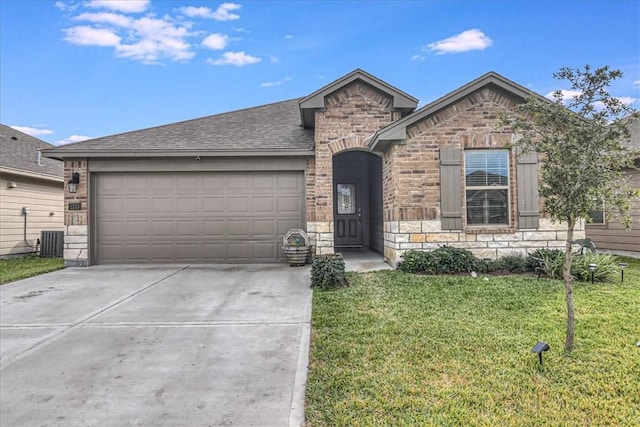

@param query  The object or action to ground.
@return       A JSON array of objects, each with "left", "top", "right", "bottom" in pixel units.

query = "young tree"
[{"left": 501, "top": 66, "right": 638, "bottom": 352}]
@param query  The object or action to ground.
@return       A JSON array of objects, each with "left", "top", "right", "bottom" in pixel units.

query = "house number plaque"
[{"left": 68, "top": 203, "right": 82, "bottom": 210}]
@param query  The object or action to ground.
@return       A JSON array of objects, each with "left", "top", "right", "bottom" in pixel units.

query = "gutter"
[{"left": 41, "top": 149, "right": 315, "bottom": 160}]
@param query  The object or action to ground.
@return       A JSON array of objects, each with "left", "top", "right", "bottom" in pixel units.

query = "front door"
[{"left": 334, "top": 183, "right": 362, "bottom": 247}]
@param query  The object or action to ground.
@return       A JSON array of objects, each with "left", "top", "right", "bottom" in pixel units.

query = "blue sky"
[{"left": 1, "top": 0, "right": 638, "bottom": 146}]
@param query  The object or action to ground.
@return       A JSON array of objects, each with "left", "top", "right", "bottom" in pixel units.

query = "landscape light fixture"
[
  {"left": 531, "top": 341, "right": 550, "bottom": 365},
  {"left": 67, "top": 172, "right": 80, "bottom": 194},
  {"left": 618, "top": 262, "right": 628, "bottom": 283},
  {"left": 588, "top": 263, "right": 598, "bottom": 284}
]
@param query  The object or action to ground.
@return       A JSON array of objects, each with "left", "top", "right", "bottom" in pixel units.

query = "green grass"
[
  {"left": 306, "top": 257, "right": 640, "bottom": 426},
  {"left": 0, "top": 255, "right": 65, "bottom": 285}
]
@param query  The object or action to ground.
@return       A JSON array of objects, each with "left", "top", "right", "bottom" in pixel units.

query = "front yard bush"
[
  {"left": 311, "top": 253, "right": 347, "bottom": 290},
  {"left": 489, "top": 253, "right": 529, "bottom": 273},
  {"left": 399, "top": 246, "right": 481, "bottom": 274},
  {"left": 571, "top": 252, "right": 619, "bottom": 282}
]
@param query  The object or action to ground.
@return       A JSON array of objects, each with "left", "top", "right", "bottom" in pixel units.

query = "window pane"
[
  {"left": 466, "top": 189, "right": 509, "bottom": 225},
  {"left": 337, "top": 184, "right": 356, "bottom": 214},
  {"left": 589, "top": 209, "right": 604, "bottom": 224},
  {"left": 465, "top": 150, "right": 508, "bottom": 187}
]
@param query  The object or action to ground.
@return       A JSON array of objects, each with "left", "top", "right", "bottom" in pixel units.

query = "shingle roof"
[
  {"left": 44, "top": 98, "right": 314, "bottom": 158},
  {"left": 0, "top": 124, "right": 63, "bottom": 179}
]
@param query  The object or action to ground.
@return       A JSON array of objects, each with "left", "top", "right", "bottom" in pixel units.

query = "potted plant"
[{"left": 282, "top": 229, "right": 311, "bottom": 266}]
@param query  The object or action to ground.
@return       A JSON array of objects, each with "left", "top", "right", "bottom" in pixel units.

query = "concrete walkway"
[{"left": 0, "top": 265, "right": 311, "bottom": 427}]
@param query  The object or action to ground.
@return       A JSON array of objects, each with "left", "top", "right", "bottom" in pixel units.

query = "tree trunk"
[{"left": 564, "top": 218, "right": 576, "bottom": 352}]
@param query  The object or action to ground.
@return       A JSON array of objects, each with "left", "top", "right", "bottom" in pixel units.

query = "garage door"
[{"left": 94, "top": 171, "right": 304, "bottom": 264}]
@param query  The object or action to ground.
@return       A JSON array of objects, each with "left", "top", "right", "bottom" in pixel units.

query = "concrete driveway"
[{"left": 0, "top": 264, "right": 311, "bottom": 426}]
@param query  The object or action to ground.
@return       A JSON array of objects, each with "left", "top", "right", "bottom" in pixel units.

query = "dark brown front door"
[{"left": 334, "top": 183, "right": 362, "bottom": 247}]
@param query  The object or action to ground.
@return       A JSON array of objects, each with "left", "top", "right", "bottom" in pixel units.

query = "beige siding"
[
  {"left": 0, "top": 173, "right": 64, "bottom": 256},
  {"left": 586, "top": 168, "right": 640, "bottom": 254}
]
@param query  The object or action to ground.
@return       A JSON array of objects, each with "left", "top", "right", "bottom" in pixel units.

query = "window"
[
  {"left": 336, "top": 184, "right": 356, "bottom": 214},
  {"left": 465, "top": 150, "right": 510, "bottom": 226},
  {"left": 588, "top": 201, "right": 605, "bottom": 224}
]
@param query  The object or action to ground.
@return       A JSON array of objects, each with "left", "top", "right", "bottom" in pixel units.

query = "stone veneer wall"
[
  {"left": 384, "top": 218, "right": 585, "bottom": 266},
  {"left": 381, "top": 87, "right": 585, "bottom": 266},
  {"left": 306, "top": 81, "right": 401, "bottom": 254},
  {"left": 64, "top": 159, "right": 89, "bottom": 266}
]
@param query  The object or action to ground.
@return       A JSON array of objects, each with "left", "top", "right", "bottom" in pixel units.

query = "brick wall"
[
  {"left": 382, "top": 87, "right": 585, "bottom": 265},
  {"left": 63, "top": 159, "right": 89, "bottom": 266},
  {"left": 307, "top": 81, "right": 399, "bottom": 253}
]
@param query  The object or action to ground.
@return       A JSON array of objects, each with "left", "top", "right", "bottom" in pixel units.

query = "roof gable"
[
  {"left": 0, "top": 124, "right": 63, "bottom": 179},
  {"left": 298, "top": 69, "right": 418, "bottom": 129},
  {"left": 368, "top": 72, "right": 544, "bottom": 151}
]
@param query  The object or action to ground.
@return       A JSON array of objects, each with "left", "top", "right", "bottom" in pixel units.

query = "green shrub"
[
  {"left": 526, "top": 248, "right": 564, "bottom": 272},
  {"left": 397, "top": 250, "right": 434, "bottom": 274},
  {"left": 311, "top": 254, "right": 347, "bottom": 290},
  {"left": 571, "top": 252, "right": 619, "bottom": 283},
  {"left": 491, "top": 253, "right": 528, "bottom": 273},
  {"left": 399, "top": 246, "right": 481, "bottom": 274},
  {"left": 432, "top": 245, "right": 481, "bottom": 274}
]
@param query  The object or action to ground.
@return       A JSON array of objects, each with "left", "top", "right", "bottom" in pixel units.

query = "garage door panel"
[
  {"left": 278, "top": 219, "right": 301, "bottom": 235},
  {"left": 202, "top": 220, "right": 225, "bottom": 237},
  {"left": 278, "top": 196, "right": 301, "bottom": 213},
  {"left": 96, "top": 171, "right": 303, "bottom": 264},
  {"left": 227, "top": 220, "right": 250, "bottom": 236},
  {"left": 151, "top": 221, "right": 174, "bottom": 237},
  {"left": 228, "top": 197, "right": 249, "bottom": 213},
  {"left": 228, "top": 243, "right": 250, "bottom": 260},
  {"left": 254, "top": 242, "right": 276, "bottom": 261},
  {"left": 177, "top": 197, "right": 199, "bottom": 213},
  {"left": 125, "top": 175, "right": 148, "bottom": 192},
  {"left": 125, "top": 221, "right": 149, "bottom": 237},
  {"left": 252, "top": 220, "right": 275, "bottom": 237},
  {"left": 151, "top": 198, "right": 175, "bottom": 213},
  {"left": 202, "top": 197, "right": 225, "bottom": 213}
]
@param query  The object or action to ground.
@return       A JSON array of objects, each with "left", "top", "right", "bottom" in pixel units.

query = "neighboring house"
[
  {"left": 43, "top": 69, "right": 585, "bottom": 267},
  {"left": 0, "top": 124, "right": 64, "bottom": 257},
  {"left": 585, "top": 117, "right": 640, "bottom": 257}
]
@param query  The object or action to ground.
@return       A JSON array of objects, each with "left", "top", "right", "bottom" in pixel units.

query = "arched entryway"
[{"left": 332, "top": 150, "right": 383, "bottom": 254}]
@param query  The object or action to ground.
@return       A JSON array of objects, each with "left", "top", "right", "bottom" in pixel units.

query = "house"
[
  {"left": 0, "top": 124, "right": 64, "bottom": 257},
  {"left": 585, "top": 117, "right": 640, "bottom": 257},
  {"left": 43, "top": 69, "right": 585, "bottom": 267}
]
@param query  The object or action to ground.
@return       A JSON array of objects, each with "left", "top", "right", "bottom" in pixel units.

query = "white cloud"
[
  {"left": 64, "top": 26, "right": 121, "bottom": 46},
  {"left": 633, "top": 80, "right": 640, "bottom": 89},
  {"left": 202, "top": 33, "right": 229, "bottom": 50},
  {"left": 208, "top": 51, "right": 261, "bottom": 66},
  {"left": 411, "top": 54, "right": 426, "bottom": 61},
  {"left": 426, "top": 29, "right": 493, "bottom": 54},
  {"left": 66, "top": 12, "right": 195, "bottom": 63},
  {"left": 547, "top": 89, "right": 638, "bottom": 108},
  {"left": 10, "top": 126, "right": 54, "bottom": 137},
  {"left": 57, "top": 135, "right": 92, "bottom": 145},
  {"left": 212, "top": 3, "right": 241, "bottom": 21},
  {"left": 180, "top": 3, "right": 241, "bottom": 21},
  {"left": 55, "top": 1, "right": 79, "bottom": 12},
  {"left": 546, "top": 89, "right": 582, "bottom": 103},
  {"left": 74, "top": 12, "right": 133, "bottom": 27},
  {"left": 284, "top": 34, "right": 293, "bottom": 39},
  {"left": 260, "top": 76, "right": 292, "bottom": 87},
  {"left": 86, "top": 0, "right": 149, "bottom": 13},
  {"left": 616, "top": 96, "right": 638, "bottom": 105}
]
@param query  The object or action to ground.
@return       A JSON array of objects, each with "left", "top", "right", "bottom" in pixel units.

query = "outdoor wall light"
[
  {"left": 68, "top": 172, "right": 80, "bottom": 194},
  {"left": 531, "top": 341, "right": 550, "bottom": 365},
  {"left": 588, "top": 263, "right": 598, "bottom": 284},
  {"left": 618, "top": 262, "right": 628, "bottom": 283}
]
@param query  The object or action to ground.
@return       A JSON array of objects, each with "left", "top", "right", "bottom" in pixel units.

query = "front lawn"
[
  {"left": 0, "top": 255, "right": 64, "bottom": 285},
  {"left": 306, "top": 258, "right": 640, "bottom": 426}
]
